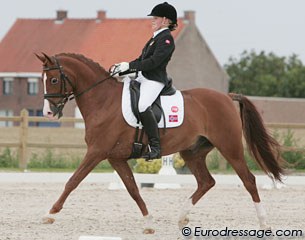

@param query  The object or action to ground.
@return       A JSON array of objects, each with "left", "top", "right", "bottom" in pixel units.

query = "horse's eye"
[{"left": 50, "top": 78, "right": 59, "bottom": 85}]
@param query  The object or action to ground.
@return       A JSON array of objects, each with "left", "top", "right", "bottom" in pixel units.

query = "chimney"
[
  {"left": 56, "top": 10, "right": 67, "bottom": 21},
  {"left": 184, "top": 11, "right": 195, "bottom": 23},
  {"left": 97, "top": 10, "right": 107, "bottom": 21}
]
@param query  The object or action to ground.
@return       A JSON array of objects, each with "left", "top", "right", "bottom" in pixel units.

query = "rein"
[
  {"left": 71, "top": 65, "right": 119, "bottom": 100},
  {"left": 43, "top": 57, "right": 119, "bottom": 117}
]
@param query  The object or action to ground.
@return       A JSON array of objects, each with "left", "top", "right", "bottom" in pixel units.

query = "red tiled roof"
[{"left": 0, "top": 17, "right": 185, "bottom": 73}]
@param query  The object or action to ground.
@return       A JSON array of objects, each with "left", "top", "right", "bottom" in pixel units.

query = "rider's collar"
[{"left": 153, "top": 27, "right": 169, "bottom": 38}]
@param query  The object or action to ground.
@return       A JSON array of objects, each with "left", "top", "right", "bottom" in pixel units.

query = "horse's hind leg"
[
  {"left": 217, "top": 139, "right": 269, "bottom": 229},
  {"left": 108, "top": 159, "right": 154, "bottom": 234},
  {"left": 178, "top": 146, "right": 215, "bottom": 229}
]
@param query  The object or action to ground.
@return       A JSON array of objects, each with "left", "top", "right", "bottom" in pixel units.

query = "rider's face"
[{"left": 151, "top": 16, "right": 168, "bottom": 32}]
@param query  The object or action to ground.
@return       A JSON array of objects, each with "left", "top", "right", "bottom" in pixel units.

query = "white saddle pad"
[{"left": 122, "top": 76, "right": 184, "bottom": 128}]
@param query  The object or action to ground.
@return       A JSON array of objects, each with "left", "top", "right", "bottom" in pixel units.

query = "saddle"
[
  {"left": 120, "top": 76, "right": 184, "bottom": 158},
  {"left": 129, "top": 78, "right": 176, "bottom": 124}
]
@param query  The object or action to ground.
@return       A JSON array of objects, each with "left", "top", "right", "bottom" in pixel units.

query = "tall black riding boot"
[{"left": 139, "top": 107, "right": 161, "bottom": 161}]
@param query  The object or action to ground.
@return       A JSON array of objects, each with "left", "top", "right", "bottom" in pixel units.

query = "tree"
[{"left": 225, "top": 50, "right": 305, "bottom": 97}]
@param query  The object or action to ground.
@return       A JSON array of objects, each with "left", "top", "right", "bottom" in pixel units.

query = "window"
[
  {"left": 27, "top": 78, "right": 39, "bottom": 95},
  {"left": 0, "top": 109, "right": 13, "bottom": 127},
  {"left": 3, "top": 78, "right": 13, "bottom": 95}
]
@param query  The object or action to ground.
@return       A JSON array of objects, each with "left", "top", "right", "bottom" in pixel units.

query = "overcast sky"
[{"left": 1, "top": 0, "right": 305, "bottom": 65}]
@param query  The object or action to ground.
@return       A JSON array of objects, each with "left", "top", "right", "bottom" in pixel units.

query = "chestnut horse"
[{"left": 36, "top": 53, "right": 284, "bottom": 233}]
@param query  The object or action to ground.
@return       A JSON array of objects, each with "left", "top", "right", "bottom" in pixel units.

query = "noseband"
[{"left": 43, "top": 57, "right": 119, "bottom": 118}]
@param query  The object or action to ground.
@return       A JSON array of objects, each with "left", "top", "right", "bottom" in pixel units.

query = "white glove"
[
  {"left": 115, "top": 62, "right": 129, "bottom": 74},
  {"left": 111, "top": 62, "right": 129, "bottom": 77}
]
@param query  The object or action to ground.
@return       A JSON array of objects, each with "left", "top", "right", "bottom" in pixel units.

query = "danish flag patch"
[
  {"left": 165, "top": 39, "right": 171, "bottom": 44},
  {"left": 169, "top": 115, "right": 178, "bottom": 122}
]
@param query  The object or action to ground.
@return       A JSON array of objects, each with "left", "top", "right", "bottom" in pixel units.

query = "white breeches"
[{"left": 136, "top": 73, "right": 165, "bottom": 113}]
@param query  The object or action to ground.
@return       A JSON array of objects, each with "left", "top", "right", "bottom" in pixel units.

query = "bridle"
[
  {"left": 43, "top": 56, "right": 120, "bottom": 118},
  {"left": 43, "top": 57, "right": 74, "bottom": 118}
]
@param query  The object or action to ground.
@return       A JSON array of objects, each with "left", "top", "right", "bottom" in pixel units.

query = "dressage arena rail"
[{"left": 1, "top": 109, "right": 305, "bottom": 169}]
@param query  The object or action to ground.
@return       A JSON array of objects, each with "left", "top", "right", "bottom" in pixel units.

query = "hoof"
[
  {"left": 42, "top": 215, "right": 55, "bottom": 224},
  {"left": 143, "top": 228, "right": 155, "bottom": 234},
  {"left": 178, "top": 217, "right": 189, "bottom": 229}
]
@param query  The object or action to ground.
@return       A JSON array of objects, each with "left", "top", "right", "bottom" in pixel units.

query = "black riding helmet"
[{"left": 148, "top": 2, "right": 178, "bottom": 31}]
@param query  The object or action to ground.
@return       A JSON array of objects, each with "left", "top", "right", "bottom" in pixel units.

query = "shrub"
[
  {"left": 172, "top": 153, "right": 191, "bottom": 174},
  {"left": 28, "top": 149, "right": 67, "bottom": 168},
  {"left": 0, "top": 148, "right": 18, "bottom": 168},
  {"left": 279, "top": 129, "right": 305, "bottom": 169},
  {"left": 133, "top": 158, "right": 162, "bottom": 173},
  {"left": 173, "top": 153, "right": 185, "bottom": 169},
  {"left": 28, "top": 149, "right": 113, "bottom": 171}
]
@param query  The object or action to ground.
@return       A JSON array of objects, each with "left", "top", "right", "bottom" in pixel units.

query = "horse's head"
[{"left": 36, "top": 53, "right": 75, "bottom": 119}]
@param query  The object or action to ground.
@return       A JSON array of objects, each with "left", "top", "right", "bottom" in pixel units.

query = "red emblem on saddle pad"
[
  {"left": 169, "top": 115, "right": 178, "bottom": 122},
  {"left": 165, "top": 39, "right": 171, "bottom": 44},
  {"left": 171, "top": 106, "right": 179, "bottom": 113}
]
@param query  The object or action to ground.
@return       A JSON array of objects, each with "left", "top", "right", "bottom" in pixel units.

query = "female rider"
[{"left": 112, "top": 2, "right": 178, "bottom": 161}]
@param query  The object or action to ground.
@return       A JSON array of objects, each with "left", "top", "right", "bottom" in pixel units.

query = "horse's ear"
[
  {"left": 35, "top": 52, "right": 53, "bottom": 65},
  {"left": 35, "top": 53, "right": 46, "bottom": 63},
  {"left": 42, "top": 52, "right": 53, "bottom": 64}
]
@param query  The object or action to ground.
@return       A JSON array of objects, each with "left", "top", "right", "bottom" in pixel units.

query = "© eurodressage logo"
[{"left": 181, "top": 226, "right": 304, "bottom": 239}]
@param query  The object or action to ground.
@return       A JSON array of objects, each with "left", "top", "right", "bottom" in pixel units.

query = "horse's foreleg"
[
  {"left": 178, "top": 148, "right": 215, "bottom": 229},
  {"left": 43, "top": 150, "right": 102, "bottom": 224},
  {"left": 108, "top": 159, "right": 154, "bottom": 234}
]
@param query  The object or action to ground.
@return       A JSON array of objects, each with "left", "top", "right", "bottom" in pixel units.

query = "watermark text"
[{"left": 181, "top": 226, "right": 303, "bottom": 238}]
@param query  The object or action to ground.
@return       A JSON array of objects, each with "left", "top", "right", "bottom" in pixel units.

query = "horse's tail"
[{"left": 229, "top": 93, "right": 285, "bottom": 182}]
